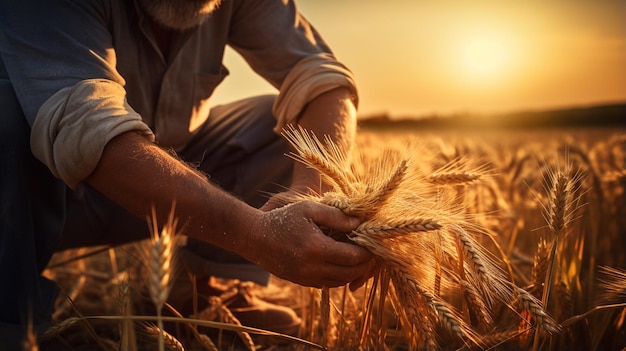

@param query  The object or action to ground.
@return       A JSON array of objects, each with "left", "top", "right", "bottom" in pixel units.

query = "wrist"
[{"left": 231, "top": 203, "right": 265, "bottom": 263}]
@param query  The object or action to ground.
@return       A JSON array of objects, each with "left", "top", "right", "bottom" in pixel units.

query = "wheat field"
[{"left": 38, "top": 125, "right": 625, "bottom": 351}]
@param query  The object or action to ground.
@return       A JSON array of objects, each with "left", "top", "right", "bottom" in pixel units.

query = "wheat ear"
[
  {"left": 391, "top": 268, "right": 483, "bottom": 349},
  {"left": 546, "top": 171, "right": 572, "bottom": 234},
  {"left": 461, "top": 279, "right": 493, "bottom": 329},
  {"left": 514, "top": 286, "right": 561, "bottom": 334},
  {"left": 282, "top": 125, "right": 354, "bottom": 194},
  {"left": 194, "top": 296, "right": 256, "bottom": 351},
  {"left": 147, "top": 204, "right": 180, "bottom": 351},
  {"left": 324, "top": 158, "right": 408, "bottom": 220},
  {"left": 144, "top": 324, "right": 185, "bottom": 351},
  {"left": 117, "top": 277, "right": 137, "bottom": 351},
  {"left": 214, "top": 299, "right": 256, "bottom": 351},
  {"left": 390, "top": 270, "right": 438, "bottom": 350},
  {"left": 40, "top": 317, "right": 81, "bottom": 341},
  {"left": 554, "top": 280, "right": 573, "bottom": 320},
  {"left": 359, "top": 159, "right": 408, "bottom": 219},
  {"left": 429, "top": 172, "right": 481, "bottom": 185},
  {"left": 449, "top": 225, "right": 512, "bottom": 306},
  {"left": 197, "top": 334, "right": 219, "bottom": 351},
  {"left": 352, "top": 217, "right": 442, "bottom": 238},
  {"left": 530, "top": 238, "right": 550, "bottom": 299}
]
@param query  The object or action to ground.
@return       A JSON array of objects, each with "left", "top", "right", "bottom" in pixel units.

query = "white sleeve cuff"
[
  {"left": 31, "top": 79, "right": 155, "bottom": 188},
  {"left": 272, "top": 53, "right": 358, "bottom": 133}
]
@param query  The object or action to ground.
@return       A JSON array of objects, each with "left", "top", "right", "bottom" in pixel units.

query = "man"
[{"left": 0, "top": 0, "right": 373, "bottom": 347}]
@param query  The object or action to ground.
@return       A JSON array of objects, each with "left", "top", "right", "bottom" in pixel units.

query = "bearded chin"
[{"left": 139, "top": 0, "right": 221, "bottom": 30}]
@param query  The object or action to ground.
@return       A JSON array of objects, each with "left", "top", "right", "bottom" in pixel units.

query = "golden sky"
[{"left": 210, "top": 0, "right": 626, "bottom": 117}]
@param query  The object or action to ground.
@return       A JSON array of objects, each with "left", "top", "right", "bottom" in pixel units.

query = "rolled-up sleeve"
[
  {"left": 0, "top": 0, "right": 153, "bottom": 187},
  {"left": 228, "top": 0, "right": 358, "bottom": 132},
  {"left": 32, "top": 79, "right": 154, "bottom": 188},
  {"left": 271, "top": 53, "right": 357, "bottom": 132}
]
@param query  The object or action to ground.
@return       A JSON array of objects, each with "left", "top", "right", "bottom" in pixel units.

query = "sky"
[{"left": 209, "top": 0, "right": 626, "bottom": 118}]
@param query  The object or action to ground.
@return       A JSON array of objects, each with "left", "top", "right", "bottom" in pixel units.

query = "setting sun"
[
  {"left": 459, "top": 33, "right": 514, "bottom": 83},
  {"left": 210, "top": 1, "right": 626, "bottom": 117}
]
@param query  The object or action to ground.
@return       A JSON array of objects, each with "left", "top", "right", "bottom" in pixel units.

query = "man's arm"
[
  {"left": 85, "top": 130, "right": 371, "bottom": 288},
  {"left": 290, "top": 86, "right": 358, "bottom": 194},
  {"left": 260, "top": 86, "right": 357, "bottom": 209}
]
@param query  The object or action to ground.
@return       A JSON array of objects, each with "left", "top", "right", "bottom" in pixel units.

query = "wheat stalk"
[
  {"left": 319, "top": 287, "right": 331, "bottom": 348},
  {"left": 22, "top": 318, "right": 39, "bottom": 351},
  {"left": 429, "top": 172, "right": 482, "bottom": 185},
  {"left": 513, "top": 286, "right": 561, "bottom": 334},
  {"left": 118, "top": 277, "right": 137, "bottom": 351},
  {"left": 146, "top": 204, "right": 181, "bottom": 351},
  {"left": 532, "top": 160, "right": 584, "bottom": 350},
  {"left": 144, "top": 324, "right": 185, "bottom": 351},
  {"left": 40, "top": 317, "right": 81, "bottom": 341}
]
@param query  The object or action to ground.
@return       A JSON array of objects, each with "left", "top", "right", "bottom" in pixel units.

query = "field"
[{"left": 38, "top": 125, "right": 625, "bottom": 350}]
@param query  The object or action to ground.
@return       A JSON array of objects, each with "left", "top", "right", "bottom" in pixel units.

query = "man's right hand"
[{"left": 243, "top": 201, "right": 374, "bottom": 289}]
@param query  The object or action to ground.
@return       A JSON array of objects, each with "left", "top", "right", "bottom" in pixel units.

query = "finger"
[
  {"left": 303, "top": 201, "right": 360, "bottom": 232},
  {"left": 316, "top": 259, "right": 374, "bottom": 286},
  {"left": 322, "top": 237, "right": 373, "bottom": 266},
  {"left": 349, "top": 259, "right": 378, "bottom": 291},
  {"left": 349, "top": 277, "right": 367, "bottom": 292},
  {"left": 321, "top": 279, "right": 349, "bottom": 289}
]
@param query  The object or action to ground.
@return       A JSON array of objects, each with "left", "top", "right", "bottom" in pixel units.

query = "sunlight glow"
[
  {"left": 463, "top": 38, "right": 507, "bottom": 76},
  {"left": 458, "top": 31, "right": 516, "bottom": 85},
  {"left": 212, "top": 1, "right": 626, "bottom": 116}
]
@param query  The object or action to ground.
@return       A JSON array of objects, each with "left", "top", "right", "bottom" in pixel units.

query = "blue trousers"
[{"left": 0, "top": 81, "right": 293, "bottom": 348}]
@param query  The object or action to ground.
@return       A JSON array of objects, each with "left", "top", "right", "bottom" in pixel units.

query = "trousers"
[{"left": 0, "top": 80, "right": 293, "bottom": 349}]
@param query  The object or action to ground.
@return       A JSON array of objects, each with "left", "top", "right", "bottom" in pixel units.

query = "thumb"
[{"left": 303, "top": 201, "right": 360, "bottom": 233}]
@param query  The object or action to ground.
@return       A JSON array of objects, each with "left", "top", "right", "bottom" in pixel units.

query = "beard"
[{"left": 139, "top": 0, "right": 222, "bottom": 30}]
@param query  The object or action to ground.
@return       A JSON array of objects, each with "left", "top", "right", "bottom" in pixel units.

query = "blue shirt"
[{"left": 0, "top": 0, "right": 357, "bottom": 187}]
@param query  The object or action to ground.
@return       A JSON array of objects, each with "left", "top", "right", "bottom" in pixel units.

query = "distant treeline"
[{"left": 359, "top": 102, "right": 626, "bottom": 130}]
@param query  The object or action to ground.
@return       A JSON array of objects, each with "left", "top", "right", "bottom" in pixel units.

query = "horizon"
[
  {"left": 209, "top": 1, "right": 626, "bottom": 119},
  {"left": 361, "top": 99, "right": 626, "bottom": 120}
]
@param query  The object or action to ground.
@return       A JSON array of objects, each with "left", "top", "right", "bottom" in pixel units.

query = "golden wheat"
[
  {"left": 597, "top": 266, "right": 626, "bottom": 304},
  {"left": 145, "top": 204, "right": 181, "bottom": 351},
  {"left": 40, "top": 127, "right": 625, "bottom": 350},
  {"left": 144, "top": 324, "right": 185, "bottom": 351},
  {"left": 282, "top": 127, "right": 561, "bottom": 349}
]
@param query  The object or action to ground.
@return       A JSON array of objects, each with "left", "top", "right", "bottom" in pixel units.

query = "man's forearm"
[
  {"left": 84, "top": 131, "right": 258, "bottom": 253},
  {"left": 82, "top": 130, "right": 373, "bottom": 289},
  {"left": 290, "top": 87, "right": 358, "bottom": 193}
]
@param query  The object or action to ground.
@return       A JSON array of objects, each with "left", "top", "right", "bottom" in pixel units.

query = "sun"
[{"left": 457, "top": 31, "right": 516, "bottom": 85}]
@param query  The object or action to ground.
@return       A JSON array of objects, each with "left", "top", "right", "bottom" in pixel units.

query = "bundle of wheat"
[{"left": 280, "top": 126, "right": 560, "bottom": 350}]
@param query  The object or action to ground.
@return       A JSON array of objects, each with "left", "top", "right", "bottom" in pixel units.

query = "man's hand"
[{"left": 245, "top": 201, "right": 374, "bottom": 289}]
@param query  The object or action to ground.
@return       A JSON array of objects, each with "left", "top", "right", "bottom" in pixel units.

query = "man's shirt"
[{"left": 0, "top": 0, "right": 357, "bottom": 187}]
